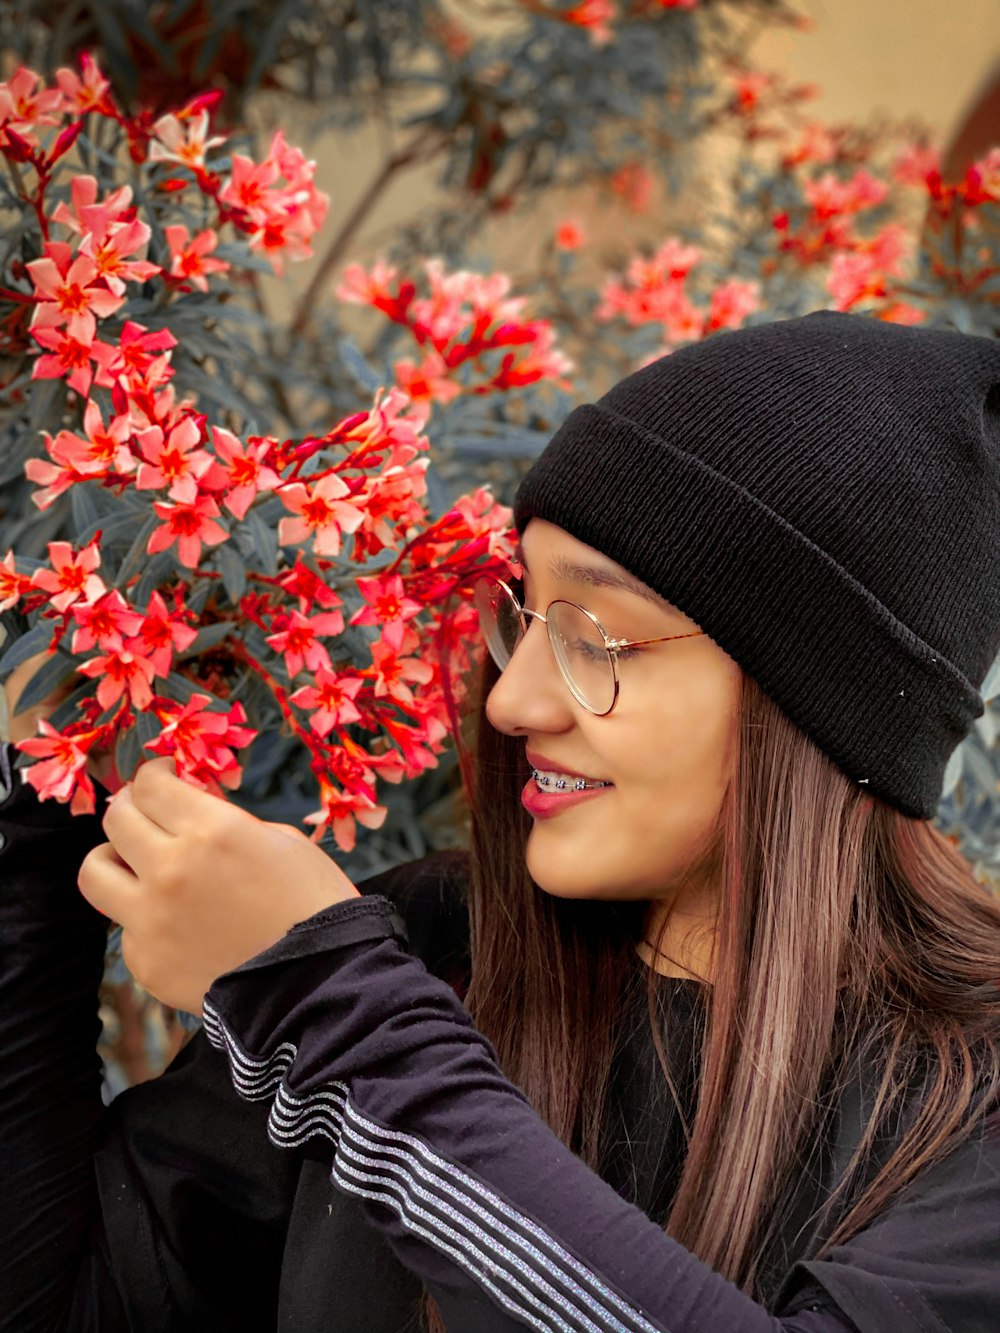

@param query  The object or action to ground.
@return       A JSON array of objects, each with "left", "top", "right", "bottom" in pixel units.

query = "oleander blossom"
[{"left": 18, "top": 720, "right": 101, "bottom": 815}]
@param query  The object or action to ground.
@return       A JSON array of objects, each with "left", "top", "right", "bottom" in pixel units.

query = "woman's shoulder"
[{"left": 358, "top": 849, "right": 471, "bottom": 992}]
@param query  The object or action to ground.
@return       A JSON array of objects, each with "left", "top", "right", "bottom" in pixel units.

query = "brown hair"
[{"left": 421, "top": 659, "right": 1000, "bottom": 1330}]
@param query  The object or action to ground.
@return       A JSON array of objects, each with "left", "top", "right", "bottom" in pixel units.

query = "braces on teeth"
[{"left": 531, "top": 768, "right": 611, "bottom": 791}]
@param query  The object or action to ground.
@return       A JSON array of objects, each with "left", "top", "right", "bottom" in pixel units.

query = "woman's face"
[{"left": 485, "top": 519, "right": 742, "bottom": 915}]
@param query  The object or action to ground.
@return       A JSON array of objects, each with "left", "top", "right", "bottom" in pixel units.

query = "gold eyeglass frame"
[{"left": 475, "top": 575, "right": 706, "bottom": 716}]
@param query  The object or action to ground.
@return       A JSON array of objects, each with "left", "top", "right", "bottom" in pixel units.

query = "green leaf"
[
  {"left": 115, "top": 514, "right": 161, "bottom": 587},
  {"left": 215, "top": 543, "right": 248, "bottom": 602},
  {"left": 0, "top": 623, "right": 53, "bottom": 679},
  {"left": 12, "top": 651, "right": 77, "bottom": 714},
  {"left": 180, "top": 622, "right": 232, "bottom": 657}
]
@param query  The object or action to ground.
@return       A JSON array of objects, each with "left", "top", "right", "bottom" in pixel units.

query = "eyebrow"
[{"left": 514, "top": 543, "right": 678, "bottom": 613}]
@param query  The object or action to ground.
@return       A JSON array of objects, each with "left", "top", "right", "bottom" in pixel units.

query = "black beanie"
[{"left": 513, "top": 310, "right": 1000, "bottom": 820}]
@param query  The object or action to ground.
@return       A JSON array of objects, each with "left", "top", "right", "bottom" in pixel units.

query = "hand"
[{"left": 78, "top": 757, "right": 361, "bottom": 1012}]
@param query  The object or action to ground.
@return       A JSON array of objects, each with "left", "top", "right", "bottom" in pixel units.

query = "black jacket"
[{"left": 2, "top": 746, "right": 999, "bottom": 1333}]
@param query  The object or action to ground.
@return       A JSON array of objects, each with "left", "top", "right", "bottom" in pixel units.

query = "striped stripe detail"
[{"left": 203, "top": 998, "right": 665, "bottom": 1333}]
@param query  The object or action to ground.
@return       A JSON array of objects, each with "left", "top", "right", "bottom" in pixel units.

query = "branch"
[{"left": 288, "top": 123, "right": 443, "bottom": 339}]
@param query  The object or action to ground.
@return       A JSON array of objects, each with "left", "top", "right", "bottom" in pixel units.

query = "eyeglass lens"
[{"left": 473, "top": 579, "right": 616, "bottom": 714}]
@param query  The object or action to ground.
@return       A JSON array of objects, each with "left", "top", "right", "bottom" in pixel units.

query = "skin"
[{"left": 485, "top": 519, "right": 743, "bottom": 983}]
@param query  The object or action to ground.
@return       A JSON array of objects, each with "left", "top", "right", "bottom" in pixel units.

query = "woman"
[{"left": 2, "top": 310, "right": 1000, "bottom": 1333}]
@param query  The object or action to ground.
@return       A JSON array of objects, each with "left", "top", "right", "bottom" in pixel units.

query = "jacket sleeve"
[{"left": 204, "top": 896, "right": 860, "bottom": 1333}]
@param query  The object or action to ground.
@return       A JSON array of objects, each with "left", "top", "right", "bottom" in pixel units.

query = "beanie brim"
[{"left": 514, "top": 403, "right": 983, "bottom": 820}]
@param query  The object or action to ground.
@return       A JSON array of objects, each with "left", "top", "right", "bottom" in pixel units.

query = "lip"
[{"left": 524, "top": 750, "right": 611, "bottom": 783}]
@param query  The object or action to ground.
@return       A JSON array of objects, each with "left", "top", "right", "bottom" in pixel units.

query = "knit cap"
[{"left": 513, "top": 310, "right": 1000, "bottom": 819}]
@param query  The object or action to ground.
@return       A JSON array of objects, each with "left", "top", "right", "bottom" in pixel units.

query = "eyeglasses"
[{"left": 473, "top": 575, "right": 706, "bottom": 716}]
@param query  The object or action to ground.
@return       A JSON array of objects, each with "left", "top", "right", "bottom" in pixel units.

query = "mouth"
[{"left": 525, "top": 751, "right": 613, "bottom": 792}]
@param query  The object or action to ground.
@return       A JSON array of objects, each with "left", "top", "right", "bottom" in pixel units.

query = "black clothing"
[{"left": 1, "top": 750, "right": 998, "bottom": 1331}]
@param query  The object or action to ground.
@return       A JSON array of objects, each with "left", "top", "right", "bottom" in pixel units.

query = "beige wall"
[
  {"left": 756, "top": 0, "right": 998, "bottom": 140},
  {"left": 262, "top": 3, "right": 1000, "bottom": 314}
]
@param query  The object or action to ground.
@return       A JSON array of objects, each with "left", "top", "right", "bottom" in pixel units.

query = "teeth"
[{"left": 531, "top": 768, "right": 611, "bottom": 791}]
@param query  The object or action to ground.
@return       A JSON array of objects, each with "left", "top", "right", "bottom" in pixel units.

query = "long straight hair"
[{"left": 423, "top": 657, "right": 1000, "bottom": 1325}]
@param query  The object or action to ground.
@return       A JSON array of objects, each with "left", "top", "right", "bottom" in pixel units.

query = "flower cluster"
[
  {"left": 596, "top": 237, "right": 761, "bottom": 353},
  {"left": 338, "top": 258, "right": 573, "bottom": 406},
  {"left": 1, "top": 60, "right": 518, "bottom": 849}
]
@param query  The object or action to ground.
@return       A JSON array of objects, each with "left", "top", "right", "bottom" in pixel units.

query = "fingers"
[
  {"left": 102, "top": 782, "right": 172, "bottom": 876},
  {"left": 78, "top": 841, "right": 140, "bottom": 924},
  {"left": 128, "top": 756, "right": 223, "bottom": 834}
]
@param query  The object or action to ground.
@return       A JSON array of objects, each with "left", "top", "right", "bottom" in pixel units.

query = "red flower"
[
  {"left": 78, "top": 647, "right": 157, "bottom": 711},
  {"left": 31, "top": 325, "right": 118, "bottom": 396},
  {"left": 211, "top": 426, "right": 280, "bottom": 519},
  {"left": 30, "top": 539, "right": 105, "bottom": 612},
  {"left": 0, "top": 550, "right": 32, "bottom": 611},
  {"left": 71, "top": 589, "right": 145, "bottom": 654},
  {"left": 289, "top": 667, "right": 365, "bottom": 736},
  {"left": 145, "top": 695, "right": 256, "bottom": 794},
  {"left": 134, "top": 590, "right": 198, "bottom": 676},
  {"left": 136, "top": 416, "right": 221, "bottom": 503},
  {"left": 266, "top": 609, "right": 345, "bottom": 678},
  {"left": 27, "top": 242, "right": 124, "bottom": 341},
  {"left": 278, "top": 473, "right": 365, "bottom": 556},
  {"left": 17, "top": 720, "right": 99, "bottom": 815},
  {"left": 351, "top": 574, "right": 423, "bottom": 651},
  {"left": 146, "top": 494, "right": 228, "bottom": 569},
  {"left": 164, "top": 225, "right": 230, "bottom": 293}
]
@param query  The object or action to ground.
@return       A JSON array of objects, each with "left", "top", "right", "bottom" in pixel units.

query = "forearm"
[
  {"left": 0, "top": 746, "right": 120, "bottom": 1330},
  {"left": 205, "top": 900, "right": 851, "bottom": 1333}
]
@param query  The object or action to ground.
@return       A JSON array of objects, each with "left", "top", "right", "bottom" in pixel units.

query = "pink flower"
[
  {"left": 136, "top": 417, "right": 220, "bottom": 503},
  {"left": 17, "top": 720, "right": 99, "bottom": 815},
  {"left": 289, "top": 667, "right": 365, "bottom": 736},
  {"left": 210, "top": 426, "right": 280, "bottom": 519},
  {"left": 276, "top": 557, "right": 343, "bottom": 614},
  {"left": 893, "top": 143, "right": 940, "bottom": 188},
  {"left": 133, "top": 590, "right": 198, "bottom": 676},
  {"left": 144, "top": 695, "right": 255, "bottom": 794},
  {"left": 337, "top": 259, "right": 400, "bottom": 306},
  {"left": 55, "top": 54, "right": 112, "bottom": 114},
  {"left": 278, "top": 473, "right": 365, "bottom": 556},
  {"left": 146, "top": 494, "right": 228, "bottom": 569},
  {"left": 27, "top": 242, "right": 125, "bottom": 341},
  {"left": 106, "top": 320, "right": 178, "bottom": 382},
  {"left": 0, "top": 550, "right": 32, "bottom": 611},
  {"left": 42, "top": 400, "right": 135, "bottom": 480},
  {"left": 50, "top": 176, "right": 134, "bottom": 242},
  {"left": 78, "top": 216, "right": 160, "bottom": 296},
  {"left": 554, "top": 219, "right": 587, "bottom": 251},
  {"left": 31, "top": 325, "right": 118, "bottom": 396},
  {"left": 0, "top": 68, "right": 64, "bottom": 144},
  {"left": 395, "top": 349, "right": 462, "bottom": 405},
  {"left": 164, "top": 225, "right": 230, "bottom": 292},
  {"left": 70, "top": 590, "right": 145, "bottom": 654},
  {"left": 350, "top": 574, "right": 423, "bottom": 652},
  {"left": 30, "top": 539, "right": 105, "bottom": 612},
  {"left": 303, "top": 778, "right": 387, "bottom": 852},
  {"left": 368, "top": 639, "right": 434, "bottom": 707},
  {"left": 78, "top": 647, "right": 157, "bottom": 711},
  {"left": 561, "top": 0, "right": 618, "bottom": 45},
  {"left": 218, "top": 152, "right": 280, "bottom": 217},
  {"left": 704, "top": 278, "right": 760, "bottom": 334},
  {"left": 148, "top": 110, "right": 224, "bottom": 171},
  {"left": 265, "top": 609, "right": 346, "bottom": 678}
]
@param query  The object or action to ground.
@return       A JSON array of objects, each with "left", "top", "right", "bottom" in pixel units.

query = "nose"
[{"left": 484, "top": 616, "right": 575, "bottom": 738}]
